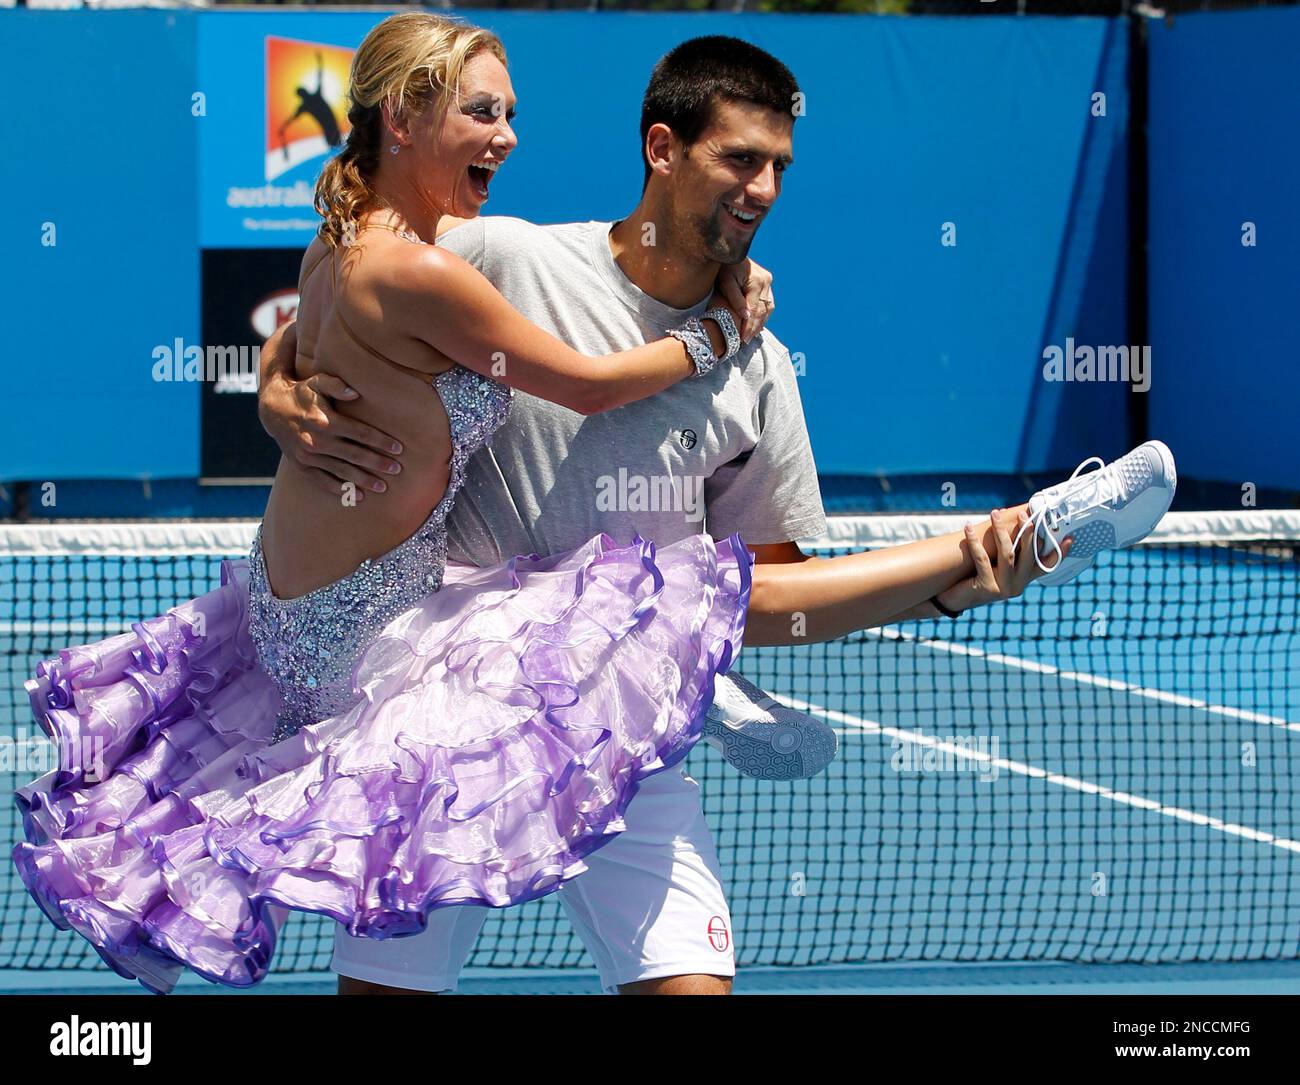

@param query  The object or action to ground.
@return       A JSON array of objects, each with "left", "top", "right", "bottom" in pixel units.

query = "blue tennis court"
[{"left": 3, "top": 512, "right": 1296, "bottom": 994}]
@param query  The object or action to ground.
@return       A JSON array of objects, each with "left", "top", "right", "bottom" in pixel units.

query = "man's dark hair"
[{"left": 640, "top": 36, "right": 800, "bottom": 189}]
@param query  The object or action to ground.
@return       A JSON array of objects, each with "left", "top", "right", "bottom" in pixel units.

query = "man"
[{"left": 258, "top": 35, "right": 1162, "bottom": 994}]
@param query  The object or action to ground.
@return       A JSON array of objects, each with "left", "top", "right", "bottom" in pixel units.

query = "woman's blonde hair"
[{"left": 314, "top": 13, "right": 507, "bottom": 247}]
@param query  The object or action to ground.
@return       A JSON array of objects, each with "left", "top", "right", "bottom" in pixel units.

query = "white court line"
[
  {"left": 771, "top": 692, "right": 1300, "bottom": 856},
  {"left": 864, "top": 626, "right": 1300, "bottom": 734},
  {"left": 3, "top": 622, "right": 126, "bottom": 637}
]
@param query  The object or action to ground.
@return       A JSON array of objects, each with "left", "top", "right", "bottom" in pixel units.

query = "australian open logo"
[
  {"left": 266, "top": 39, "right": 352, "bottom": 181},
  {"left": 226, "top": 38, "right": 355, "bottom": 211}
]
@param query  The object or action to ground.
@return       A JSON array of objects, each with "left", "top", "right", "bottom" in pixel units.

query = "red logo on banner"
[
  {"left": 250, "top": 288, "right": 300, "bottom": 340},
  {"left": 707, "top": 915, "right": 730, "bottom": 953}
]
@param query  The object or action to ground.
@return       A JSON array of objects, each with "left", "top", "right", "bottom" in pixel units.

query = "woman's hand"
[
  {"left": 700, "top": 288, "right": 748, "bottom": 360},
  {"left": 935, "top": 509, "right": 1073, "bottom": 614},
  {"left": 716, "top": 257, "right": 775, "bottom": 342}
]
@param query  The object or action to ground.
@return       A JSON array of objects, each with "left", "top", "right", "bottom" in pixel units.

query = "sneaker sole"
[
  {"left": 700, "top": 712, "right": 838, "bottom": 781},
  {"left": 701, "top": 715, "right": 808, "bottom": 780}
]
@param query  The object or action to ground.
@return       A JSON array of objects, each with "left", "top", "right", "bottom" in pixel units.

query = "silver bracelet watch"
[
  {"left": 666, "top": 308, "right": 742, "bottom": 377},
  {"left": 701, "top": 307, "right": 741, "bottom": 361},
  {"left": 666, "top": 318, "right": 717, "bottom": 376}
]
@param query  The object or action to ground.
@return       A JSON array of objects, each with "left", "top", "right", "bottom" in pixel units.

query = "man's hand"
[
  {"left": 716, "top": 258, "right": 776, "bottom": 343},
  {"left": 257, "top": 321, "right": 404, "bottom": 500},
  {"left": 935, "top": 508, "right": 1073, "bottom": 614}
]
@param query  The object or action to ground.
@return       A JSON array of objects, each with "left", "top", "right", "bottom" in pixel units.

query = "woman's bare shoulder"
[
  {"left": 363, "top": 235, "right": 482, "bottom": 313},
  {"left": 298, "top": 235, "right": 332, "bottom": 291}
]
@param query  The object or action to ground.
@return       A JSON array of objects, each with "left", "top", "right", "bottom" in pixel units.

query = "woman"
[{"left": 12, "top": 13, "right": 767, "bottom": 995}]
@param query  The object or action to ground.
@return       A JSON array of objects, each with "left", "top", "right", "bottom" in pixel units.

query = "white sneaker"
[
  {"left": 1013, "top": 439, "right": 1177, "bottom": 587},
  {"left": 701, "top": 673, "right": 838, "bottom": 781}
]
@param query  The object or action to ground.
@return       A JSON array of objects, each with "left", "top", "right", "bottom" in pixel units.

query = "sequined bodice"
[{"left": 248, "top": 365, "right": 512, "bottom": 742}]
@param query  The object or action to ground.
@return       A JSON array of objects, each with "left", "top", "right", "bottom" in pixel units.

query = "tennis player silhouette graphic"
[{"left": 279, "top": 52, "right": 342, "bottom": 161}]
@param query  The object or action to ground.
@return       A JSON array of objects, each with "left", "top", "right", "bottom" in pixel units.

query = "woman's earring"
[{"left": 390, "top": 144, "right": 400, "bottom": 155}]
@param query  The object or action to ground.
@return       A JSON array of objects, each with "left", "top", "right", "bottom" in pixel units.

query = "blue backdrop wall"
[
  {"left": 2, "top": 12, "right": 201, "bottom": 480},
  {"left": 1148, "top": 9, "right": 1300, "bottom": 492},
  {"left": 5, "top": 11, "right": 1132, "bottom": 485}
]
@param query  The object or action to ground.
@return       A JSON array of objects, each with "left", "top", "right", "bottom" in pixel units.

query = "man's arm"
[
  {"left": 257, "top": 321, "right": 406, "bottom": 500},
  {"left": 743, "top": 507, "right": 1059, "bottom": 647},
  {"left": 707, "top": 342, "right": 1059, "bottom": 646},
  {"left": 749, "top": 540, "right": 944, "bottom": 624}
]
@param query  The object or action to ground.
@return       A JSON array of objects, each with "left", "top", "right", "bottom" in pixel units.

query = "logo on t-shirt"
[
  {"left": 678, "top": 428, "right": 698, "bottom": 451},
  {"left": 707, "top": 915, "right": 731, "bottom": 953}
]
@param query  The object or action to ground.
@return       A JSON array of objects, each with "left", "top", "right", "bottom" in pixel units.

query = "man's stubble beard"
[
  {"left": 697, "top": 206, "right": 753, "bottom": 266},
  {"left": 662, "top": 197, "right": 753, "bottom": 268}
]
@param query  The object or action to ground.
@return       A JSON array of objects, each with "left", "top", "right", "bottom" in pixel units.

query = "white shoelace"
[{"left": 1012, "top": 456, "right": 1127, "bottom": 574}]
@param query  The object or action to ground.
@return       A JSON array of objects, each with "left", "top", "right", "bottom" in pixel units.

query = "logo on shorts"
[
  {"left": 678, "top": 428, "right": 698, "bottom": 451},
  {"left": 707, "top": 915, "right": 730, "bottom": 953}
]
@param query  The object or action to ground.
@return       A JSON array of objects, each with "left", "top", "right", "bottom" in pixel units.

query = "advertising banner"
[
  {"left": 199, "top": 247, "right": 302, "bottom": 480},
  {"left": 198, "top": 14, "right": 376, "bottom": 248}
]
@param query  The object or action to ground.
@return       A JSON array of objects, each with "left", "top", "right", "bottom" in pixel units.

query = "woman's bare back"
[{"left": 259, "top": 234, "right": 460, "bottom": 599}]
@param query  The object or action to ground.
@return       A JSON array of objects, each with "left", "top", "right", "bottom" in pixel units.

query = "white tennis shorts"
[{"left": 330, "top": 767, "right": 736, "bottom": 994}]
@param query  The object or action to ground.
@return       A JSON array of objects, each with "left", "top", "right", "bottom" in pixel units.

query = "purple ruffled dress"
[{"left": 11, "top": 365, "right": 751, "bottom": 993}]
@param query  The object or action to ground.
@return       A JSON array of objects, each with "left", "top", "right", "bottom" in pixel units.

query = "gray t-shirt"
[{"left": 436, "top": 217, "right": 826, "bottom": 566}]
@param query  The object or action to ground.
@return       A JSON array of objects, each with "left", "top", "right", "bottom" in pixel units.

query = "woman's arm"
[
  {"left": 716, "top": 257, "right": 775, "bottom": 342},
  {"left": 374, "top": 246, "right": 738, "bottom": 415},
  {"left": 435, "top": 218, "right": 778, "bottom": 342}
]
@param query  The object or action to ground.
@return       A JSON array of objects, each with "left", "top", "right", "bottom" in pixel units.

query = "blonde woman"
[{"left": 13, "top": 12, "right": 762, "bottom": 994}]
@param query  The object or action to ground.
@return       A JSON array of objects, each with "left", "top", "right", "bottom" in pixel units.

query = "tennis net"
[{"left": 2, "top": 512, "right": 1298, "bottom": 973}]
